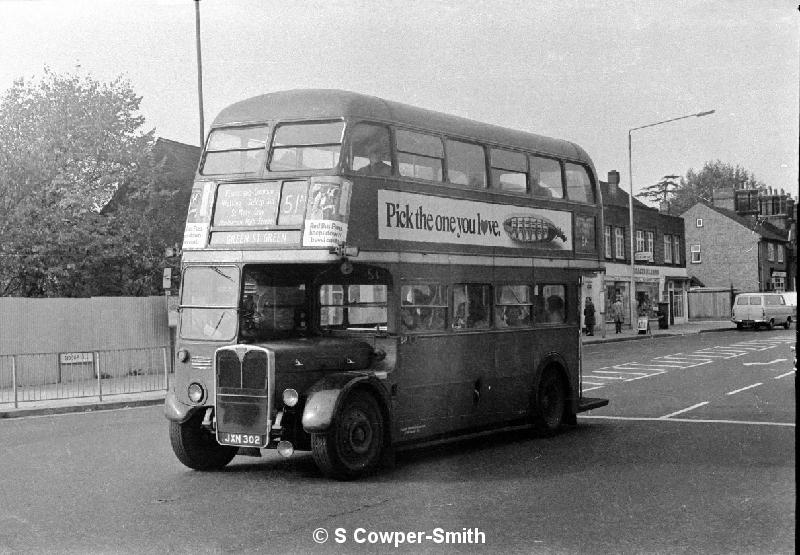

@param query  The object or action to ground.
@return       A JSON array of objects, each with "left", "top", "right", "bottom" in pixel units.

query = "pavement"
[{"left": 0, "top": 319, "right": 739, "bottom": 420}]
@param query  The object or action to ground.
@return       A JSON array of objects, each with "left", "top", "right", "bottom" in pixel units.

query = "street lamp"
[
  {"left": 627, "top": 109, "right": 715, "bottom": 328},
  {"left": 194, "top": 0, "right": 205, "bottom": 147}
]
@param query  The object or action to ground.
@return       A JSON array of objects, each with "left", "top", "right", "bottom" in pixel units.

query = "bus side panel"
[{"left": 393, "top": 332, "right": 497, "bottom": 442}]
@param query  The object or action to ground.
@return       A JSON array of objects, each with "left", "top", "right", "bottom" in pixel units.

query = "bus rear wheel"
[
  {"left": 532, "top": 367, "right": 567, "bottom": 435},
  {"left": 311, "top": 390, "right": 384, "bottom": 480},
  {"left": 169, "top": 410, "right": 237, "bottom": 471}
]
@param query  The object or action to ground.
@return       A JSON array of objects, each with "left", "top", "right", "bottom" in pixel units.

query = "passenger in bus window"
[
  {"left": 357, "top": 147, "right": 392, "bottom": 176},
  {"left": 546, "top": 294, "right": 565, "bottom": 323}
]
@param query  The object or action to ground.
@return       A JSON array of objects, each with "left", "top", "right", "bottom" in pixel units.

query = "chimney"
[{"left": 712, "top": 186, "right": 735, "bottom": 211}]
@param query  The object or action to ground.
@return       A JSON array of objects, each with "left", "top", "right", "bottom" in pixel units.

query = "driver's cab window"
[
  {"left": 239, "top": 268, "right": 309, "bottom": 340},
  {"left": 320, "top": 284, "right": 388, "bottom": 330},
  {"left": 348, "top": 123, "right": 393, "bottom": 177}
]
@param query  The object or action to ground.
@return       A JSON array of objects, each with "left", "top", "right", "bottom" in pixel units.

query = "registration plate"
[{"left": 218, "top": 432, "right": 266, "bottom": 447}]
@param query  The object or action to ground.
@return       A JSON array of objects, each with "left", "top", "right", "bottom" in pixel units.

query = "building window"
[
  {"left": 614, "top": 227, "right": 625, "bottom": 260},
  {"left": 696, "top": 218, "right": 703, "bottom": 227},
  {"left": 777, "top": 244, "right": 784, "bottom": 263},
  {"left": 767, "top": 243, "right": 775, "bottom": 262},
  {"left": 771, "top": 276, "right": 785, "bottom": 292},
  {"left": 604, "top": 226, "right": 612, "bottom": 259},
  {"left": 663, "top": 234, "right": 672, "bottom": 263},
  {"left": 690, "top": 244, "right": 701, "bottom": 263},
  {"left": 646, "top": 231, "right": 654, "bottom": 257},
  {"left": 636, "top": 230, "right": 645, "bottom": 254},
  {"left": 673, "top": 236, "right": 681, "bottom": 265}
]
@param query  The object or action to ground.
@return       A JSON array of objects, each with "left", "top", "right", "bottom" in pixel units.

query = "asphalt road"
[{"left": 0, "top": 329, "right": 794, "bottom": 554}]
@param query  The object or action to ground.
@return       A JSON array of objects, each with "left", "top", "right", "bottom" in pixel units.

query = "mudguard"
[
  {"left": 164, "top": 390, "right": 203, "bottom": 424},
  {"left": 301, "top": 372, "right": 390, "bottom": 433}
]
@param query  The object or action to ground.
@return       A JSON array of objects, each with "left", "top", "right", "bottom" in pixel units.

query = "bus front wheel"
[
  {"left": 532, "top": 367, "right": 567, "bottom": 435},
  {"left": 169, "top": 410, "right": 237, "bottom": 471},
  {"left": 311, "top": 389, "right": 384, "bottom": 480}
]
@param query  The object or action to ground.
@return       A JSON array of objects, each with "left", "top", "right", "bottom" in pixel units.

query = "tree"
[
  {"left": 0, "top": 68, "right": 177, "bottom": 297},
  {"left": 636, "top": 174, "right": 680, "bottom": 209},
  {"left": 670, "top": 160, "right": 766, "bottom": 215}
]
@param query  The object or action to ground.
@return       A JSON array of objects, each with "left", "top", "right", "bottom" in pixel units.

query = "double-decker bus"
[{"left": 166, "top": 89, "right": 608, "bottom": 479}]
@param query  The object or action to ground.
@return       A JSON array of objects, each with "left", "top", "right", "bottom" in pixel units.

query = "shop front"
[{"left": 602, "top": 263, "right": 689, "bottom": 328}]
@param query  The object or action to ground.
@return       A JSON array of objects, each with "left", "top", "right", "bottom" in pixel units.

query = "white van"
[{"left": 731, "top": 292, "right": 793, "bottom": 330}]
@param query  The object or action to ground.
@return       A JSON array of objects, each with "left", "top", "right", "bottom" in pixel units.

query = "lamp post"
[
  {"left": 194, "top": 0, "right": 205, "bottom": 147},
  {"left": 627, "top": 109, "right": 715, "bottom": 328}
]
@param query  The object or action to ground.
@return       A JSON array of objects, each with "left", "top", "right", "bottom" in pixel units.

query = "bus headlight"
[
  {"left": 188, "top": 382, "right": 205, "bottom": 404},
  {"left": 177, "top": 349, "right": 189, "bottom": 363},
  {"left": 282, "top": 388, "right": 299, "bottom": 407}
]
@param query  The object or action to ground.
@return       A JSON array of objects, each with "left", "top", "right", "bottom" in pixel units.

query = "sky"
[{"left": 1, "top": 0, "right": 797, "bottom": 202}]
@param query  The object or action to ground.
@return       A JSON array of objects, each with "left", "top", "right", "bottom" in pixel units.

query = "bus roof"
[{"left": 213, "top": 89, "right": 591, "bottom": 163}]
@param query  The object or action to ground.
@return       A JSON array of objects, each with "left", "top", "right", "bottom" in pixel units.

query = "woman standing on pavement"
[{"left": 583, "top": 297, "right": 596, "bottom": 336}]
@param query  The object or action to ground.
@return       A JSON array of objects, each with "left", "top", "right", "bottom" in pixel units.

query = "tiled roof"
[{"left": 687, "top": 201, "right": 789, "bottom": 242}]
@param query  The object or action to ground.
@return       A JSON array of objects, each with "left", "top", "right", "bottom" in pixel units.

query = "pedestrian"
[
  {"left": 611, "top": 296, "right": 624, "bottom": 334},
  {"left": 583, "top": 297, "right": 595, "bottom": 336}
]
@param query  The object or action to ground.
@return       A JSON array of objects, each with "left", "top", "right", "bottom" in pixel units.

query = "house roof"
[
  {"left": 685, "top": 201, "right": 789, "bottom": 242},
  {"left": 599, "top": 181, "right": 651, "bottom": 210}
]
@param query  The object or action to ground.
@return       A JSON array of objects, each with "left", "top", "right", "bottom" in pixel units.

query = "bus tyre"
[
  {"left": 311, "top": 390, "right": 384, "bottom": 480},
  {"left": 169, "top": 411, "right": 237, "bottom": 471},
  {"left": 532, "top": 368, "right": 567, "bottom": 436}
]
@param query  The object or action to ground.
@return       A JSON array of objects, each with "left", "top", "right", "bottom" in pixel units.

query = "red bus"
[{"left": 166, "top": 89, "right": 608, "bottom": 479}]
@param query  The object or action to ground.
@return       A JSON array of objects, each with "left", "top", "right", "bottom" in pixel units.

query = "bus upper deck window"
[
  {"left": 565, "top": 163, "right": 596, "bottom": 203},
  {"left": 446, "top": 139, "right": 486, "bottom": 188},
  {"left": 348, "top": 123, "right": 393, "bottom": 176},
  {"left": 396, "top": 129, "right": 444, "bottom": 181},
  {"left": 269, "top": 121, "right": 344, "bottom": 171},
  {"left": 529, "top": 155, "right": 564, "bottom": 199},
  {"left": 201, "top": 126, "right": 269, "bottom": 176},
  {"left": 490, "top": 148, "right": 528, "bottom": 194}
]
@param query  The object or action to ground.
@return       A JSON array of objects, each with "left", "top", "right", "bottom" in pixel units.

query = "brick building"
[
  {"left": 583, "top": 178, "right": 688, "bottom": 330},
  {"left": 681, "top": 187, "right": 794, "bottom": 293}
]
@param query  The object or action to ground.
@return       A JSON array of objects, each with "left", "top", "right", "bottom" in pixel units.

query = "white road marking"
[
  {"left": 581, "top": 415, "right": 795, "bottom": 427},
  {"left": 660, "top": 401, "right": 709, "bottom": 419},
  {"left": 581, "top": 334, "right": 795, "bottom": 390},
  {"left": 726, "top": 383, "right": 763, "bottom": 395},
  {"left": 742, "top": 359, "right": 787, "bottom": 366},
  {"left": 593, "top": 370, "right": 650, "bottom": 376},
  {"left": 773, "top": 371, "right": 795, "bottom": 380}
]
